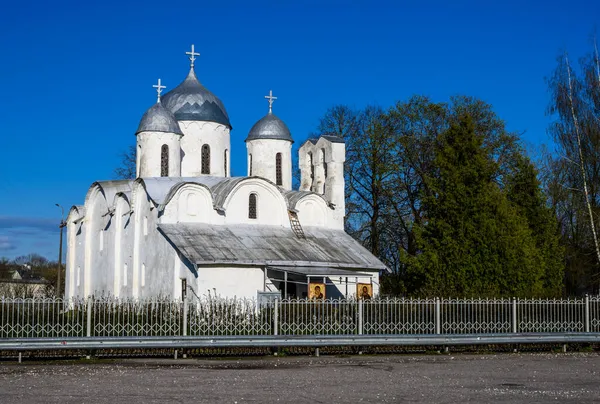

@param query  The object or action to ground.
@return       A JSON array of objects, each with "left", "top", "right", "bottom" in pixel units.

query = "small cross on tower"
[
  {"left": 153, "top": 78, "right": 166, "bottom": 103},
  {"left": 186, "top": 44, "right": 200, "bottom": 69},
  {"left": 265, "top": 90, "right": 277, "bottom": 113}
]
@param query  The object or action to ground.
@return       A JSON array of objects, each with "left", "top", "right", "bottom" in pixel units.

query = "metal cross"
[
  {"left": 186, "top": 44, "right": 200, "bottom": 68},
  {"left": 153, "top": 78, "right": 166, "bottom": 103},
  {"left": 265, "top": 90, "right": 277, "bottom": 113}
]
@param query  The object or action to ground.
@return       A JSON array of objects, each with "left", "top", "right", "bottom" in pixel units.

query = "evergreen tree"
[
  {"left": 407, "top": 114, "right": 544, "bottom": 297},
  {"left": 506, "top": 155, "right": 565, "bottom": 296}
]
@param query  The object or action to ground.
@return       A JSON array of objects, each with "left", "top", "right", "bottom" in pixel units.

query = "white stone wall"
[
  {"left": 195, "top": 266, "right": 271, "bottom": 300},
  {"left": 137, "top": 131, "right": 182, "bottom": 177},
  {"left": 221, "top": 180, "right": 290, "bottom": 226},
  {"left": 246, "top": 139, "right": 292, "bottom": 190},
  {"left": 299, "top": 138, "right": 346, "bottom": 229},
  {"left": 66, "top": 207, "right": 85, "bottom": 300},
  {"left": 295, "top": 196, "right": 329, "bottom": 228},
  {"left": 179, "top": 121, "right": 230, "bottom": 177}
]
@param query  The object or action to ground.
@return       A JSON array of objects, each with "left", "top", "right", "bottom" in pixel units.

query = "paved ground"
[{"left": 0, "top": 353, "right": 599, "bottom": 403}]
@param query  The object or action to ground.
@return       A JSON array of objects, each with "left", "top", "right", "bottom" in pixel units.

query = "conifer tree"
[
  {"left": 506, "top": 156, "right": 565, "bottom": 296},
  {"left": 407, "top": 114, "right": 544, "bottom": 297}
]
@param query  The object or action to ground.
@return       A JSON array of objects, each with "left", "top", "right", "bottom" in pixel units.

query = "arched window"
[
  {"left": 248, "top": 193, "right": 257, "bottom": 219},
  {"left": 160, "top": 144, "right": 169, "bottom": 177},
  {"left": 322, "top": 148, "right": 327, "bottom": 179},
  {"left": 308, "top": 152, "right": 314, "bottom": 181},
  {"left": 249, "top": 154, "right": 253, "bottom": 176},
  {"left": 275, "top": 153, "right": 282, "bottom": 186},
  {"left": 224, "top": 149, "right": 228, "bottom": 177},
  {"left": 136, "top": 145, "right": 141, "bottom": 178},
  {"left": 201, "top": 144, "right": 210, "bottom": 174}
]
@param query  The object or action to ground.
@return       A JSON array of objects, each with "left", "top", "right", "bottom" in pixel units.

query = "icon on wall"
[
  {"left": 357, "top": 283, "right": 372, "bottom": 300},
  {"left": 309, "top": 283, "right": 326, "bottom": 299}
]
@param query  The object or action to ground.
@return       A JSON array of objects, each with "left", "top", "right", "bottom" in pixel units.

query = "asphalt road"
[{"left": 1, "top": 353, "right": 599, "bottom": 403}]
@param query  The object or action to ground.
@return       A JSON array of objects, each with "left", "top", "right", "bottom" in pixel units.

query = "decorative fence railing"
[{"left": 1, "top": 296, "right": 600, "bottom": 339}]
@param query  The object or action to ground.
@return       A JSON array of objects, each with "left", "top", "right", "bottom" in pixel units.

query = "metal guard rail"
[{"left": 2, "top": 333, "right": 600, "bottom": 351}]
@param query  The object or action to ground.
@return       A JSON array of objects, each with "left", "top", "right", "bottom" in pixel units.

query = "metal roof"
[
  {"left": 245, "top": 112, "right": 293, "bottom": 142},
  {"left": 284, "top": 190, "right": 329, "bottom": 210},
  {"left": 161, "top": 69, "right": 231, "bottom": 128},
  {"left": 158, "top": 223, "right": 389, "bottom": 272},
  {"left": 135, "top": 102, "right": 184, "bottom": 135}
]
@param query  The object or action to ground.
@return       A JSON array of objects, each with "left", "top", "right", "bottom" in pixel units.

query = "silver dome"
[
  {"left": 245, "top": 112, "right": 293, "bottom": 142},
  {"left": 136, "top": 102, "right": 184, "bottom": 135},
  {"left": 161, "top": 69, "right": 231, "bottom": 128}
]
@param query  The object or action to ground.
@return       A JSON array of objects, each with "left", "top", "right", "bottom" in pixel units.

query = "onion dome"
[
  {"left": 245, "top": 112, "right": 293, "bottom": 142},
  {"left": 135, "top": 102, "right": 184, "bottom": 135},
  {"left": 161, "top": 69, "right": 231, "bottom": 128}
]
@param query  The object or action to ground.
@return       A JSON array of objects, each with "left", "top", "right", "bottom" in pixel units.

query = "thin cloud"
[
  {"left": 0, "top": 216, "right": 58, "bottom": 233},
  {"left": 0, "top": 235, "right": 16, "bottom": 251}
]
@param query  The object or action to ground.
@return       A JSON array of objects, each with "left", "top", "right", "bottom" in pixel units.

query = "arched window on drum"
[{"left": 201, "top": 144, "right": 210, "bottom": 174}]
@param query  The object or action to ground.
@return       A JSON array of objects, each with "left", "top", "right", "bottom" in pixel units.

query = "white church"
[{"left": 65, "top": 46, "right": 388, "bottom": 301}]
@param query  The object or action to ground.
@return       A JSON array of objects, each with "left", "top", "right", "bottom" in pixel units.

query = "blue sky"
[{"left": 0, "top": 0, "right": 598, "bottom": 260}]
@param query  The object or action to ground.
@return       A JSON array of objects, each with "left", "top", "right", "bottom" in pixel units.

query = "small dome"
[
  {"left": 161, "top": 69, "right": 231, "bottom": 128},
  {"left": 135, "top": 102, "right": 184, "bottom": 135},
  {"left": 246, "top": 112, "right": 293, "bottom": 142}
]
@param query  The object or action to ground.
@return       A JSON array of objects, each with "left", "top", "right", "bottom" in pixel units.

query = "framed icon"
[
  {"left": 357, "top": 283, "right": 372, "bottom": 300},
  {"left": 308, "top": 283, "right": 326, "bottom": 299}
]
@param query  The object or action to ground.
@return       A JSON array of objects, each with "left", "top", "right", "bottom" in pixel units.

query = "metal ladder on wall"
[{"left": 288, "top": 211, "right": 306, "bottom": 239}]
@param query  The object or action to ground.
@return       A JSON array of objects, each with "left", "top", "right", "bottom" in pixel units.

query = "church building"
[{"left": 65, "top": 46, "right": 388, "bottom": 301}]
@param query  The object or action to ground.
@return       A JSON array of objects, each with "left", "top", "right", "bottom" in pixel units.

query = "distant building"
[
  {"left": 65, "top": 46, "right": 388, "bottom": 301},
  {"left": 0, "top": 268, "right": 50, "bottom": 297}
]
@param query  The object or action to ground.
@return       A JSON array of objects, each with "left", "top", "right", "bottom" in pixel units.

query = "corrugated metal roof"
[{"left": 158, "top": 223, "right": 389, "bottom": 272}]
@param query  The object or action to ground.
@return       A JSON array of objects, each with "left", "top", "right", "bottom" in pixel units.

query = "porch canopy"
[{"left": 267, "top": 266, "right": 372, "bottom": 278}]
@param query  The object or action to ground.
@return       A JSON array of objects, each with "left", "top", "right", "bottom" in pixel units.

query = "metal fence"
[{"left": 1, "top": 296, "right": 600, "bottom": 339}]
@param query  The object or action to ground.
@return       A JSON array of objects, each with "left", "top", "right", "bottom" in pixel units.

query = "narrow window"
[
  {"left": 201, "top": 144, "right": 210, "bottom": 174},
  {"left": 224, "top": 149, "right": 228, "bottom": 177},
  {"left": 160, "top": 144, "right": 169, "bottom": 177},
  {"left": 249, "top": 193, "right": 257, "bottom": 219},
  {"left": 249, "top": 154, "right": 253, "bottom": 176},
  {"left": 276, "top": 153, "right": 283, "bottom": 186},
  {"left": 322, "top": 148, "right": 327, "bottom": 179},
  {"left": 308, "top": 152, "right": 314, "bottom": 181},
  {"left": 136, "top": 145, "right": 141, "bottom": 178}
]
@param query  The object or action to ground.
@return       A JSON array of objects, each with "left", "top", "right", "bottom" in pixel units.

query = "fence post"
[
  {"left": 182, "top": 298, "right": 188, "bottom": 337},
  {"left": 435, "top": 298, "right": 441, "bottom": 334},
  {"left": 358, "top": 299, "right": 363, "bottom": 335},
  {"left": 274, "top": 299, "right": 278, "bottom": 336},
  {"left": 512, "top": 297, "right": 517, "bottom": 333},
  {"left": 585, "top": 294, "right": 590, "bottom": 333},
  {"left": 86, "top": 296, "right": 92, "bottom": 337}
]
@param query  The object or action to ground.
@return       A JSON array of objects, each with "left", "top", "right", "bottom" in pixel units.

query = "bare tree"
[
  {"left": 114, "top": 145, "right": 136, "bottom": 179},
  {"left": 546, "top": 41, "right": 600, "bottom": 293}
]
